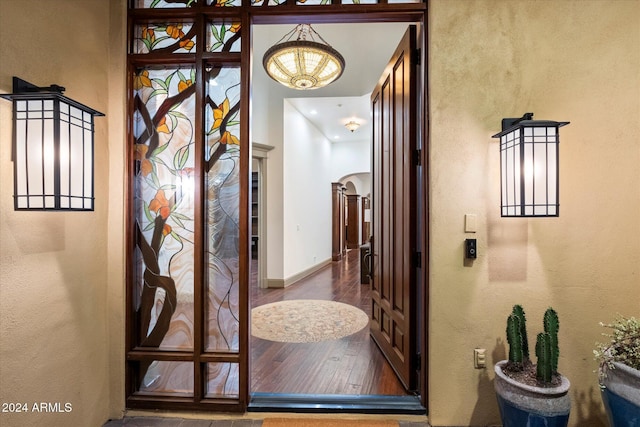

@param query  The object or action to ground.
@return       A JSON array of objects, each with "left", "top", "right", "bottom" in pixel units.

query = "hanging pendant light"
[
  {"left": 263, "top": 24, "right": 345, "bottom": 90},
  {"left": 345, "top": 120, "right": 360, "bottom": 132}
]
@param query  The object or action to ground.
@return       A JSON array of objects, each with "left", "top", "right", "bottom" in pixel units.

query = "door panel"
[{"left": 370, "top": 25, "right": 417, "bottom": 390}]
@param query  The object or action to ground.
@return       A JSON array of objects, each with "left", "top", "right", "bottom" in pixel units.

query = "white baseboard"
[{"left": 266, "top": 258, "right": 332, "bottom": 288}]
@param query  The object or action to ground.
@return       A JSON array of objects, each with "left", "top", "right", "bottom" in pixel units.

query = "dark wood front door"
[{"left": 370, "top": 25, "right": 418, "bottom": 391}]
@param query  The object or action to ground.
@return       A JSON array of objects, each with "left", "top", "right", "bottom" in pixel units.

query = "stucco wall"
[
  {"left": 428, "top": 1, "right": 640, "bottom": 426},
  {"left": 1, "top": 1, "right": 638, "bottom": 427},
  {"left": 0, "top": 1, "right": 121, "bottom": 426}
]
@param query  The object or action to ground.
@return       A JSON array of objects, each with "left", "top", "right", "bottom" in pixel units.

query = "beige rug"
[{"left": 251, "top": 299, "right": 369, "bottom": 343}]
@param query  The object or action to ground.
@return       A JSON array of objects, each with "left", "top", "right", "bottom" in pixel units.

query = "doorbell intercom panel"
[{"left": 465, "top": 238, "right": 477, "bottom": 259}]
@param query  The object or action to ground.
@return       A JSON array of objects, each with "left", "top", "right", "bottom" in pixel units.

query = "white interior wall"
[
  {"left": 282, "top": 101, "right": 333, "bottom": 278},
  {"left": 331, "top": 139, "right": 371, "bottom": 182},
  {"left": 252, "top": 78, "right": 285, "bottom": 280}
]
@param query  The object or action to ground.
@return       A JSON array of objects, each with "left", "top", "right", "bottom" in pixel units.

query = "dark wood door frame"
[
  {"left": 331, "top": 182, "right": 346, "bottom": 261},
  {"left": 125, "top": 1, "right": 428, "bottom": 414},
  {"left": 248, "top": 10, "right": 429, "bottom": 411}
]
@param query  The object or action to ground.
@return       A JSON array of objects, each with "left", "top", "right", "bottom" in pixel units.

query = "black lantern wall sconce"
[
  {"left": 492, "top": 113, "right": 569, "bottom": 217},
  {"left": 1, "top": 77, "right": 104, "bottom": 211}
]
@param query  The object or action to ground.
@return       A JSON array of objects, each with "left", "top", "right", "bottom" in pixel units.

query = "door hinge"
[
  {"left": 414, "top": 353, "right": 422, "bottom": 371},
  {"left": 412, "top": 48, "right": 422, "bottom": 66},
  {"left": 413, "top": 149, "right": 422, "bottom": 166},
  {"left": 414, "top": 251, "right": 422, "bottom": 268}
]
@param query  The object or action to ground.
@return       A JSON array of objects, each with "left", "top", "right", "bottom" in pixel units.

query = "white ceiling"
[
  {"left": 253, "top": 23, "right": 411, "bottom": 142},
  {"left": 286, "top": 94, "right": 371, "bottom": 142}
]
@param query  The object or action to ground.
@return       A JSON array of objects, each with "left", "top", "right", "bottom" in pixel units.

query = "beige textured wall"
[
  {"left": 107, "top": 0, "right": 127, "bottom": 421},
  {"left": 428, "top": 1, "right": 640, "bottom": 426},
  {"left": 0, "top": 1, "right": 119, "bottom": 426},
  {"left": 1, "top": 1, "right": 638, "bottom": 427}
]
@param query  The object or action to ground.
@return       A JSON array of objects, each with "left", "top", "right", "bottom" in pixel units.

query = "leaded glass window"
[
  {"left": 207, "top": 22, "right": 242, "bottom": 52},
  {"left": 128, "top": 0, "right": 245, "bottom": 409},
  {"left": 133, "top": 67, "right": 196, "bottom": 354},
  {"left": 134, "top": 24, "right": 197, "bottom": 53},
  {"left": 204, "top": 66, "right": 241, "bottom": 353}
]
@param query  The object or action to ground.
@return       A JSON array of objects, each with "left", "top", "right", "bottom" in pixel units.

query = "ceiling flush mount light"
[
  {"left": 492, "top": 113, "right": 569, "bottom": 217},
  {"left": 263, "top": 24, "right": 345, "bottom": 90},
  {"left": 345, "top": 120, "right": 360, "bottom": 133},
  {"left": 1, "top": 77, "right": 104, "bottom": 211}
]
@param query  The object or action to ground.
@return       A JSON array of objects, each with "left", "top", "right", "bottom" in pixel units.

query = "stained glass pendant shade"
[{"left": 263, "top": 24, "right": 345, "bottom": 90}]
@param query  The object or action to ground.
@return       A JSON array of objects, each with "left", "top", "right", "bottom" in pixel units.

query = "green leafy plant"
[
  {"left": 505, "top": 305, "right": 561, "bottom": 385},
  {"left": 594, "top": 315, "right": 640, "bottom": 384}
]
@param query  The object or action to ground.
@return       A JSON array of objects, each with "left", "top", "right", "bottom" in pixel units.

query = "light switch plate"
[
  {"left": 474, "top": 348, "right": 486, "bottom": 369},
  {"left": 465, "top": 214, "right": 477, "bottom": 233}
]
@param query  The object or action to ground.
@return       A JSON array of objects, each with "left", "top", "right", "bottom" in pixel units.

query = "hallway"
[{"left": 250, "top": 250, "right": 409, "bottom": 396}]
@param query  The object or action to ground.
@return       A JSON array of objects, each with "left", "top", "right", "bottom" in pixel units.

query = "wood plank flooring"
[{"left": 250, "top": 250, "right": 408, "bottom": 396}]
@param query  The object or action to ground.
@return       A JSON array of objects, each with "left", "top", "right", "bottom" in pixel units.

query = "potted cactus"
[
  {"left": 494, "top": 305, "right": 571, "bottom": 427},
  {"left": 593, "top": 315, "right": 640, "bottom": 427}
]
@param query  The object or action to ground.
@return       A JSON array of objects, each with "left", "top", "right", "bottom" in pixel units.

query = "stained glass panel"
[
  {"left": 207, "top": 22, "right": 242, "bottom": 52},
  {"left": 133, "top": 0, "right": 196, "bottom": 7},
  {"left": 134, "top": 24, "right": 197, "bottom": 54},
  {"left": 206, "top": 363, "right": 240, "bottom": 398},
  {"left": 206, "top": 0, "right": 242, "bottom": 6},
  {"left": 133, "top": 67, "right": 196, "bottom": 353},
  {"left": 251, "top": 0, "right": 287, "bottom": 6},
  {"left": 204, "top": 66, "right": 241, "bottom": 353},
  {"left": 297, "top": 0, "right": 331, "bottom": 5},
  {"left": 139, "top": 361, "right": 194, "bottom": 395}
]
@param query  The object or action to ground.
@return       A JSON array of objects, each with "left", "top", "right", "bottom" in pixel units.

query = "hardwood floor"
[{"left": 250, "top": 249, "right": 409, "bottom": 396}]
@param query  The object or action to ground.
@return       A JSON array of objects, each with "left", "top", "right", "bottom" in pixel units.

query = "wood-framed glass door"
[{"left": 125, "top": 0, "right": 427, "bottom": 413}]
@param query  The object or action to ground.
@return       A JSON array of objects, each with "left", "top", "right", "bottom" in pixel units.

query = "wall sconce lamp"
[
  {"left": 345, "top": 120, "right": 360, "bottom": 133},
  {"left": 1, "top": 77, "right": 104, "bottom": 211},
  {"left": 492, "top": 113, "right": 569, "bottom": 217}
]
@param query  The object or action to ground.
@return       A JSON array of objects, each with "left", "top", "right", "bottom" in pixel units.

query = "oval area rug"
[{"left": 251, "top": 299, "right": 369, "bottom": 343}]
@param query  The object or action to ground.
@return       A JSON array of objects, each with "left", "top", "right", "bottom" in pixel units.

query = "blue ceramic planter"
[
  {"left": 494, "top": 361, "right": 571, "bottom": 427},
  {"left": 496, "top": 392, "right": 570, "bottom": 427},
  {"left": 601, "top": 361, "right": 640, "bottom": 427},
  {"left": 601, "top": 387, "right": 640, "bottom": 427}
]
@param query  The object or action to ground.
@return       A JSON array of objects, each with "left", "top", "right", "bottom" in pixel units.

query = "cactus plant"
[
  {"left": 504, "top": 305, "right": 561, "bottom": 385},
  {"left": 506, "top": 313, "right": 524, "bottom": 364},
  {"left": 544, "top": 307, "right": 560, "bottom": 373},
  {"left": 497, "top": 306, "right": 570, "bottom": 427},
  {"left": 512, "top": 304, "right": 530, "bottom": 360},
  {"left": 536, "top": 332, "right": 553, "bottom": 383}
]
